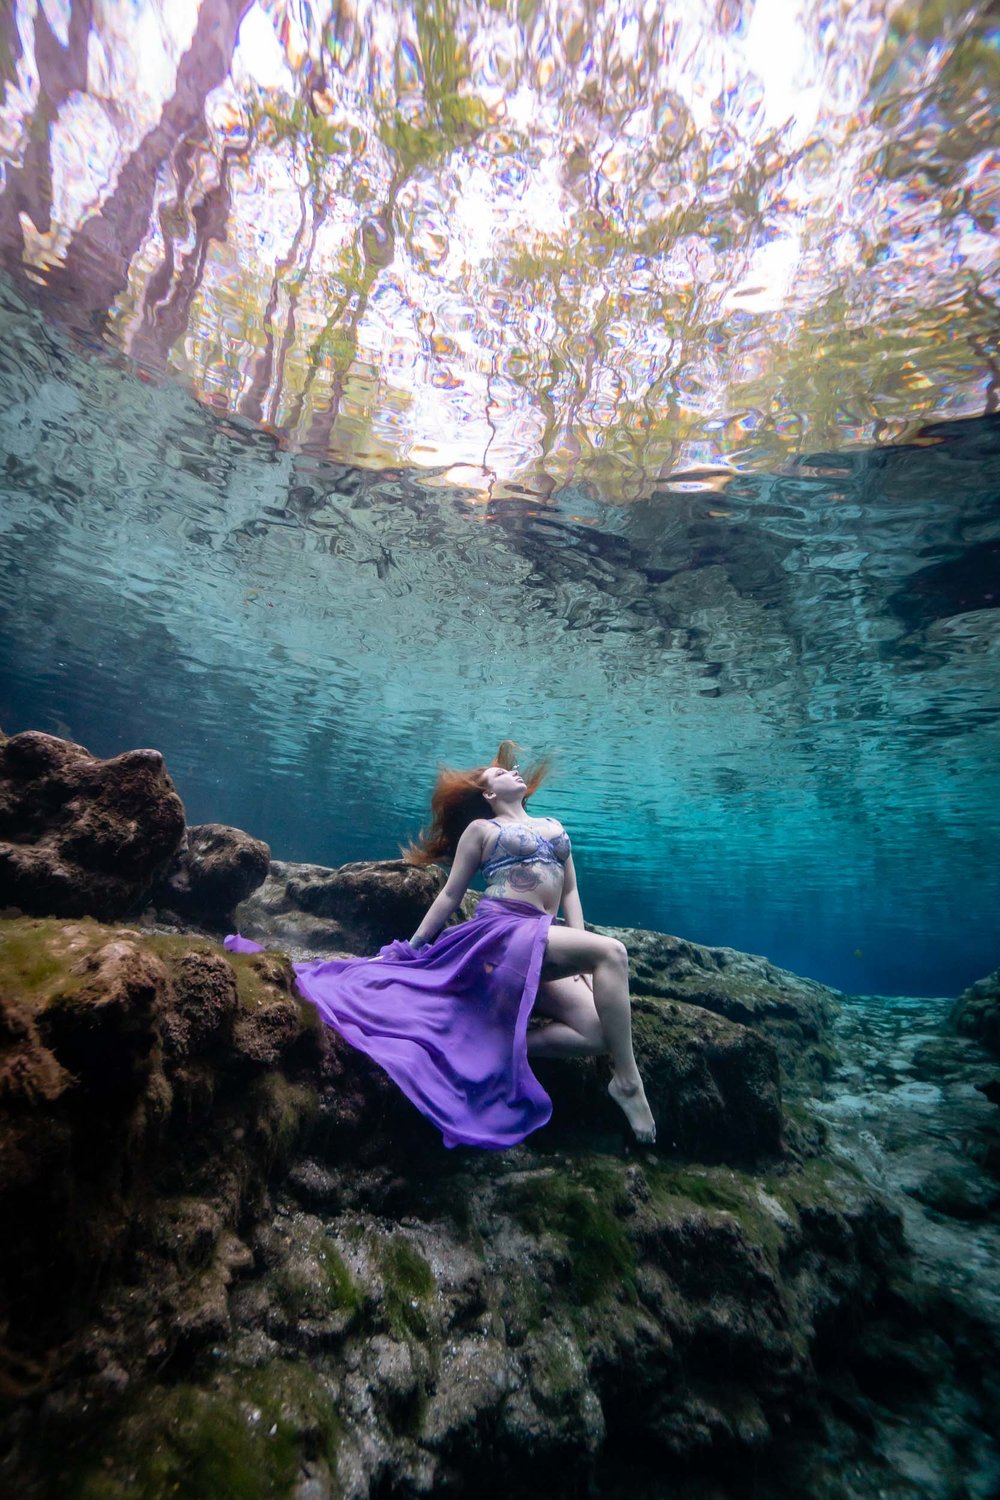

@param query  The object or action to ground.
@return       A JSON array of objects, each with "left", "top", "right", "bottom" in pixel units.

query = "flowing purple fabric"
[{"left": 224, "top": 896, "right": 553, "bottom": 1149}]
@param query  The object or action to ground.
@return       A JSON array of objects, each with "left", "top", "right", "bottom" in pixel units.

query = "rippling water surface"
[{"left": 0, "top": 1, "right": 998, "bottom": 995}]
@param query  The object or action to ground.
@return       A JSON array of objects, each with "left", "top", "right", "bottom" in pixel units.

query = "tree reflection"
[{"left": 0, "top": 0, "right": 997, "bottom": 498}]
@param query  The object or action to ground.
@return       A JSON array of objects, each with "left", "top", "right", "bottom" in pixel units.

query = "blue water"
[{"left": 0, "top": 276, "right": 997, "bottom": 997}]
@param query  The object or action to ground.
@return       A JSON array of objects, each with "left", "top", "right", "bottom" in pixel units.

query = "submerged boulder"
[
  {"left": 0, "top": 915, "right": 321, "bottom": 1401},
  {"left": 537, "top": 997, "right": 783, "bottom": 1163},
  {"left": 234, "top": 858, "right": 477, "bottom": 958},
  {"left": 153, "top": 822, "right": 272, "bottom": 924},
  {"left": 595, "top": 922, "right": 839, "bottom": 1089},
  {"left": 247, "top": 1157, "right": 904, "bottom": 1500},
  {"left": 0, "top": 729, "right": 186, "bottom": 920},
  {"left": 952, "top": 965, "right": 1000, "bottom": 1058}
]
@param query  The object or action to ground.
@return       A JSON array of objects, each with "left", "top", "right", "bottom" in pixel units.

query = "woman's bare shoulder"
[{"left": 459, "top": 818, "right": 494, "bottom": 842}]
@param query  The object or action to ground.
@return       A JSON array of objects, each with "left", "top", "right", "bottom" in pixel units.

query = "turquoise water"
[
  {"left": 1, "top": 275, "right": 997, "bottom": 995},
  {"left": 0, "top": 1, "right": 998, "bottom": 996}
]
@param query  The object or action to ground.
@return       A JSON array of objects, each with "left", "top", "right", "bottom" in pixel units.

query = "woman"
[{"left": 227, "top": 744, "right": 655, "bottom": 1149}]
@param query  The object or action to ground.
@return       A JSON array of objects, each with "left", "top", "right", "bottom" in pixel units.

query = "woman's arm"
[
  {"left": 409, "top": 821, "right": 486, "bottom": 948},
  {"left": 559, "top": 853, "right": 593, "bottom": 989},
  {"left": 560, "top": 852, "right": 585, "bottom": 930}
]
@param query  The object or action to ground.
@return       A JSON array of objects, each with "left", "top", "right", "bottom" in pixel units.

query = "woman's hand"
[{"left": 366, "top": 937, "right": 424, "bottom": 962}]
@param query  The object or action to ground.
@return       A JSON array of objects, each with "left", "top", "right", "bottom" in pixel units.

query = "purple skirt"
[{"left": 225, "top": 896, "right": 553, "bottom": 1149}]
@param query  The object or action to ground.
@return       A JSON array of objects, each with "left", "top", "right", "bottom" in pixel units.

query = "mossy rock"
[
  {"left": 0, "top": 917, "right": 108, "bottom": 1010},
  {"left": 0, "top": 914, "right": 323, "bottom": 1405},
  {"left": 645, "top": 1161, "right": 789, "bottom": 1264},
  {"left": 593, "top": 920, "right": 839, "bottom": 1091},
  {"left": 377, "top": 1233, "right": 436, "bottom": 1340},
  {"left": 536, "top": 995, "right": 783, "bottom": 1164},
  {"left": 0, "top": 918, "right": 311, "bottom": 1055},
  {"left": 501, "top": 1164, "right": 637, "bottom": 1305},
  {"left": 272, "top": 1231, "right": 360, "bottom": 1321},
  {"left": 60, "top": 1362, "right": 339, "bottom": 1500},
  {"left": 248, "top": 1073, "right": 319, "bottom": 1166}
]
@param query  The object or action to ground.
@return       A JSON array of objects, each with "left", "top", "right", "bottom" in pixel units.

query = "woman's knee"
[
  {"left": 542, "top": 927, "right": 628, "bottom": 982},
  {"left": 597, "top": 937, "right": 629, "bottom": 971}
]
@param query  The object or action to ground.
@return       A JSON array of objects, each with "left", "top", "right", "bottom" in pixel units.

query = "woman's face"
[{"left": 480, "top": 763, "right": 525, "bottom": 800}]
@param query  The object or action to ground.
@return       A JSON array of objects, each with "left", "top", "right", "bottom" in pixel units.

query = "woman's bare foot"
[{"left": 608, "top": 1075, "right": 656, "bottom": 1144}]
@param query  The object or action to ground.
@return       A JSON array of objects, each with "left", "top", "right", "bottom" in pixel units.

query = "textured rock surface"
[
  {"left": 0, "top": 912, "right": 910, "bottom": 1500},
  {"left": 537, "top": 997, "right": 784, "bottom": 1163},
  {"left": 595, "top": 921, "right": 840, "bottom": 1089},
  {"left": 952, "top": 966, "right": 1000, "bottom": 1058},
  {"left": 0, "top": 730, "right": 186, "bottom": 920},
  {"left": 1, "top": 817, "right": 995, "bottom": 1498},
  {"left": 233, "top": 858, "right": 478, "bottom": 958},
  {"left": 0, "top": 917, "right": 321, "bottom": 1395},
  {"left": 153, "top": 821, "right": 272, "bottom": 923}
]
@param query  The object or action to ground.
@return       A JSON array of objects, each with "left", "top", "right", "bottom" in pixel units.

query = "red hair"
[{"left": 402, "top": 740, "right": 551, "bottom": 866}]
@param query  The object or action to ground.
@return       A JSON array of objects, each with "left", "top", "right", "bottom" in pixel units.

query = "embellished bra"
[{"left": 480, "top": 819, "right": 572, "bottom": 884}]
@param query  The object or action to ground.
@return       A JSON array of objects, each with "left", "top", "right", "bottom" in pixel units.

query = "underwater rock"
[
  {"left": 595, "top": 921, "right": 839, "bottom": 1090},
  {"left": 153, "top": 821, "right": 272, "bottom": 924},
  {"left": 0, "top": 915, "right": 321, "bottom": 1409},
  {"left": 909, "top": 1168, "right": 1000, "bottom": 1222},
  {"left": 0, "top": 729, "right": 186, "bottom": 920},
  {"left": 1, "top": 910, "right": 975, "bottom": 1500},
  {"left": 27, "top": 1157, "right": 905, "bottom": 1500},
  {"left": 976, "top": 1077, "right": 1000, "bottom": 1107},
  {"left": 47, "top": 1360, "right": 341, "bottom": 1500},
  {"left": 949, "top": 968, "right": 1000, "bottom": 1182},
  {"left": 952, "top": 966, "right": 1000, "bottom": 1058},
  {"left": 260, "top": 993, "right": 783, "bottom": 1176},
  {"left": 234, "top": 858, "right": 478, "bottom": 958},
  {"left": 536, "top": 996, "right": 783, "bottom": 1164}
]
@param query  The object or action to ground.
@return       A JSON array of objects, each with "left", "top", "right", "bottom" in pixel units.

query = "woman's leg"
[
  {"left": 529, "top": 975, "right": 606, "bottom": 1058},
  {"left": 541, "top": 927, "right": 655, "bottom": 1143}
]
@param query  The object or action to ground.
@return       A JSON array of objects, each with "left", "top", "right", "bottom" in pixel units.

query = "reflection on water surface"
[
  {"left": 1, "top": 0, "right": 999, "bottom": 491},
  {"left": 0, "top": 2, "right": 998, "bottom": 997}
]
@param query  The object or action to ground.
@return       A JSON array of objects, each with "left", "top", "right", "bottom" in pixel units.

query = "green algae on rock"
[
  {"left": 63, "top": 1363, "right": 339, "bottom": 1500},
  {"left": 500, "top": 1163, "right": 638, "bottom": 1306},
  {"left": 0, "top": 896, "right": 971, "bottom": 1499},
  {"left": 0, "top": 916, "right": 321, "bottom": 1406},
  {"left": 535, "top": 994, "right": 784, "bottom": 1164},
  {"left": 377, "top": 1235, "right": 437, "bottom": 1341},
  {"left": 596, "top": 921, "right": 840, "bottom": 1090},
  {"left": 260, "top": 1151, "right": 906, "bottom": 1496}
]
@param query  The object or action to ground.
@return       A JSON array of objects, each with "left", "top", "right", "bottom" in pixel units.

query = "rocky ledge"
[
  {"left": 1, "top": 913, "right": 907, "bottom": 1500},
  {"left": 952, "top": 966, "right": 1000, "bottom": 1059}
]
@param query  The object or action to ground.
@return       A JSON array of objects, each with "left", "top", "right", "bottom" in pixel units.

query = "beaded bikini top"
[{"left": 480, "top": 819, "right": 572, "bottom": 884}]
